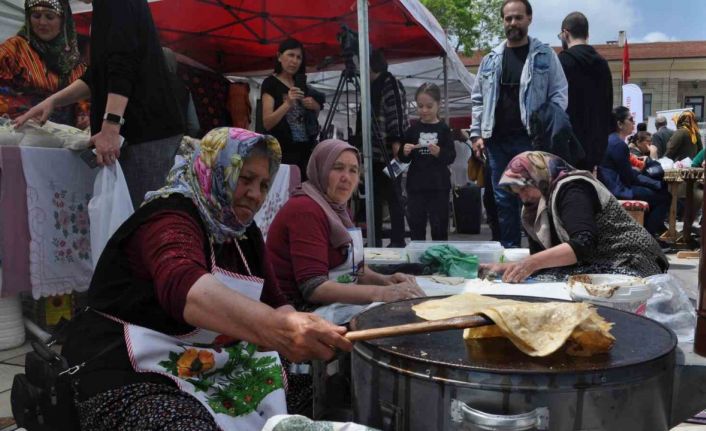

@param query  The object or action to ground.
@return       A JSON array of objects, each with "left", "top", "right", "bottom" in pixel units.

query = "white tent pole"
[
  {"left": 443, "top": 54, "right": 449, "bottom": 125},
  {"left": 357, "top": 0, "right": 375, "bottom": 246}
]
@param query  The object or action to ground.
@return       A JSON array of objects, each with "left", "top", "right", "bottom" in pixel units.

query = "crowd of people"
[{"left": 3, "top": 0, "right": 703, "bottom": 429}]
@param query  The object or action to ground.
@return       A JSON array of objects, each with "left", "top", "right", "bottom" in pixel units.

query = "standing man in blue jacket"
[{"left": 470, "top": 0, "right": 568, "bottom": 248}]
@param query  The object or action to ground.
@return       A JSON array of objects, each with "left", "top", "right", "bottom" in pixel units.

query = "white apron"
[
  {"left": 118, "top": 240, "right": 287, "bottom": 431},
  {"left": 314, "top": 228, "right": 377, "bottom": 325}
]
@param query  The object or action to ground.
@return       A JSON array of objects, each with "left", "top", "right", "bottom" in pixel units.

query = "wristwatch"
[{"left": 103, "top": 112, "right": 125, "bottom": 126}]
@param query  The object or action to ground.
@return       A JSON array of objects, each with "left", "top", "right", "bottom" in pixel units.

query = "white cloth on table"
[
  {"left": 254, "top": 164, "right": 290, "bottom": 238},
  {"left": 2, "top": 120, "right": 90, "bottom": 149},
  {"left": 20, "top": 147, "right": 97, "bottom": 299}
]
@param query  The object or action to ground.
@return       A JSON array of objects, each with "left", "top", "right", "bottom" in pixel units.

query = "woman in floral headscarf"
[
  {"left": 665, "top": 111, "right": 703, "bottom": 161},
  {"left": 481, "top": 151, "right": 667, "bottom": 284},
  {"left": 61, "top": 128, "right": 351, "bottom": 431},
  {"left": 0, "top": 0, "right": 88, "bottom": 126}
]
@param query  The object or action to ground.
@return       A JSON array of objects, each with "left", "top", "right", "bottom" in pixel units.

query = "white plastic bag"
[
  {"left": 88, "top": 162, "right": 134, "bottom": 268},
  {"left": 644, "top": 274, "right": 697, "bottom": 342}
]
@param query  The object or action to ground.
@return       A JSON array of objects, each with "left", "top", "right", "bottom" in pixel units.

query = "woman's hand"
[
  {"left": 91, "top": 121, "right": 122, "bottom": 166},
  {"left": 13, "top": 98, "right": 56, "bottom": 127},
  {"left": 403, "top": 143, "right": 416, "bottom": 156},
  {"left": 301, "top": 96, "right": 319, "bottom": 111},
  {"left": 374, "top": 281, "right": 426, "bottom": 302},
  {"left": 285, "top": 87, "right": 304, "bottom": 106},
  {"left": 501, "top": 258, "right": 539, "bottom": 284},
  {"left": 428, "top": 143, "right": 441, "bottom": 157},
  {"left": 264, "top": 306, "right": 352, "bottom": 363}
]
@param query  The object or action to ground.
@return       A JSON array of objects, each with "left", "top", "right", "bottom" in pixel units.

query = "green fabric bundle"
[{"left": 420, "top": 245, "right": 479, "bottom": 279}]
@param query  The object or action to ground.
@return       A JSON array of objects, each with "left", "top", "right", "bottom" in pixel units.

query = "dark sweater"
[
  {"left": 599, "top": 133, "right": 639, "bottom": 199},
  {"left": 558, "top": 45, "right": 613, "bottom": 170},
  {"left": 398, "top": 121, "right": 455, "bottom": 191},
  {"left": 528, "top": 180, "right": 600, "bottom": 262},
  {"left": 82, "top": 0, "right": 184, "bottom": 144},
  {"left": 665, "top": 128, "right": 702, "bottom": 161}
]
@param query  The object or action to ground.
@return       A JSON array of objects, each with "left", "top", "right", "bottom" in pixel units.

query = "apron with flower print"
[
  {"left": 314, "top": 228, "right": 373, "bottom": 325},
  {"left": 118, "top": 240, "right": 287, "bottom": 430}
]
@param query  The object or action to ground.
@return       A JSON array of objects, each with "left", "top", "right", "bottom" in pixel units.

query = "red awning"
[{"left": 74, "top": 0, "right": 446, "bottom": 74}]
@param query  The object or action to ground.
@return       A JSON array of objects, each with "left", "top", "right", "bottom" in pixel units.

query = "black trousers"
[
  {"left": 372, "top": 161, "right": 406, "bottom": 246},
  {"left": 407, "top": 189, "right": 449, "bottom": 241}
]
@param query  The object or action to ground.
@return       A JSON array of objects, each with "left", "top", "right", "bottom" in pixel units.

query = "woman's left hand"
[
  {"left": 301, "top": 97, "right": 319, "bottom": 111},
  {"left": 428, "top": 143, "right": 440, "bottom": 157},
  {"left": 501, "top": 258, "right": 539, "bottom": 284},
  {"left": 386, "top": 272, "right": 416, "bottom": 285}
]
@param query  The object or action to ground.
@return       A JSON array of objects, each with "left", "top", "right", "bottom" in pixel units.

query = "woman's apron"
[
  {"left": 107, "top": 240, "right": 286, "bottom": 431},
  {"left": 314, "top": 228, "right": 377, "bottom": 325}
]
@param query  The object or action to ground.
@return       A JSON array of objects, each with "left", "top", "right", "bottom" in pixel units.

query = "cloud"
[
  {"left": 639, "top": 32, "right": 679, "bottom": 43},
  {"left": 521, "top": 0, "right": 639, "bottom": 46}
]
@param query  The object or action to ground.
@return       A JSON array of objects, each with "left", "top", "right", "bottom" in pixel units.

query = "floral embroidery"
[
  {"left": 51, "top": 190, "right": 91, "bottom": 262},
  {"left": 159, "top": 339, "right": 282, "bottom": 417}
]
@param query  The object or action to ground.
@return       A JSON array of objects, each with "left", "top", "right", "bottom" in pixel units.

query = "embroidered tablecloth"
[{"left": 20, "top": 147, "right": 97, "bottom": 299}]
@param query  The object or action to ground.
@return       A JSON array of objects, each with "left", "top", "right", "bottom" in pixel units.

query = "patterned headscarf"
[
  {"left": 498, "top": 151, "right": 581, "bottom": 248},
  {"left": 291, "top": 139, "right": 360, "bottom": 249},
  {"left": 145, "top": 128, "right": 282, "bottom": 244},
  {"left": 673, "top": 111, "right": 701, "bottom": 145},
  {"left": 19, "top": 0, "right": 81, "bottom": 88}
]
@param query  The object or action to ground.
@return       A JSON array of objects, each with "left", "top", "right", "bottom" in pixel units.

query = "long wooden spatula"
[{"left": 346, "top": 314, "right": 493, "bottom": 342}]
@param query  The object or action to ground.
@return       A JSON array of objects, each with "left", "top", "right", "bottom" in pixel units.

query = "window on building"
[
  {"left": 643, "top": 93, "right": 652, "bottom": 118},
  {"left": 685, "top": 96, "right": 704, "bottom": 121}
]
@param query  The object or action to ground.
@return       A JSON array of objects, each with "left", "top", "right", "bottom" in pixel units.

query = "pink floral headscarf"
[{"left": 145, "top": 128, "right": 281, "bottom": 243}]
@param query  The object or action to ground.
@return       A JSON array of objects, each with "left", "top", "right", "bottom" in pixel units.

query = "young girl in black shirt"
[{"left": 399, "top": 83, "right": 456, "bottom": 240}]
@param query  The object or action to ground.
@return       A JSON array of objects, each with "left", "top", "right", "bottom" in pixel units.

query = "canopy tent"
[{"left": 1, "top": 0, "right": 474, "bottom": 244}]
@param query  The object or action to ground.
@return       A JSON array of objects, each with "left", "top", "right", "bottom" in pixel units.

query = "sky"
[{"left": 524, "top": 0, "right": 706, "bottom": 47}]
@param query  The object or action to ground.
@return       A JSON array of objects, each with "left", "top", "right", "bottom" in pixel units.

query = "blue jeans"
[{"left": 486, "top": 134, "right": 532, "bottom": 248}]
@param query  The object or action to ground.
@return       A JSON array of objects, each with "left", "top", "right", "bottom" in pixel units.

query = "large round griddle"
[{"left": 349, "top": 296, "right": 677, "bottom": 374}]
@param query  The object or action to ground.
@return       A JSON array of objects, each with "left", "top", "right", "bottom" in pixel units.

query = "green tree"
[{"left": 421, "top": 0, "right": 504, "bottom": 55}]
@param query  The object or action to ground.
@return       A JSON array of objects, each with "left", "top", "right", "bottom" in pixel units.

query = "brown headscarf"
[
  {"left": 498, "top": 151, "right": 577, "bottom": 248},
  {"left": 292, "top": 139, "right": 360, "bottom": 248},
  {"left": 673, "top": 111, "right": 701, "bottom": 145}
]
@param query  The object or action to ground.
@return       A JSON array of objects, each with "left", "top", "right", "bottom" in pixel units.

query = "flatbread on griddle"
[{"left": 412, "top": 293, "right": 615, "bottom": 357}]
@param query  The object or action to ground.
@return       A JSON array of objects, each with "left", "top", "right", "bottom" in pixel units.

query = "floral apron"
[
  {"left": 114, "top": 240, "right": 287, "bottom": 430},
  {"left": 314, "top": 228, "right": 372, "bottom": 325}
]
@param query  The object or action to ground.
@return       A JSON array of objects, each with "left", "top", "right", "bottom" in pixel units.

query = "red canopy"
[{"left": 74, "top": 0, "right": 446, "bottom": 74}]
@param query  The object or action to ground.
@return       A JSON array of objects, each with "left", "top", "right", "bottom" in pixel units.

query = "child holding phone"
[{"left": 398, "top": 83, "right": 456, "bottom": 240}]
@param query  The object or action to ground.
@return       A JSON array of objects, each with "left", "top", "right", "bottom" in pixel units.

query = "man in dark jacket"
[
  {"left": 651, "top": 115, "right": 674, "bottom": 158},
  {"left": 558, "top": 12, "right": 613, "bottom": 171}
]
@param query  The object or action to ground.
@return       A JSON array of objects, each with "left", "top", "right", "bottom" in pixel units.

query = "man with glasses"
[
  {"left": 558, "top": 12, "right": 613, "bottom": 172},
  {"left": 470, "top": 0, "right": 567, "bottom": 248}
]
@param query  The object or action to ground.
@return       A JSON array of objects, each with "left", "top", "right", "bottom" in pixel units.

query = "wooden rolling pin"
[{"left": 345, "top": 314, "right": 493, "bottom": 342}]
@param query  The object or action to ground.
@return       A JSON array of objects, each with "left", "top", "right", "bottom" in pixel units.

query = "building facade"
[{"left": 463, "top": 41, "right": 706, "bottom": 123}]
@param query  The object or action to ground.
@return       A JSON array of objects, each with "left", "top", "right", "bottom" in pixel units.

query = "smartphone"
[
  {"left": 294, "top": 74, "right": 307, "bottom": 96},
  {"left": 79, "top": 148, "right": 99, "bottom": 169}
]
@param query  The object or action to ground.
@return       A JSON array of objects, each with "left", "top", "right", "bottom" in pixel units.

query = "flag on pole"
[{"left": 622, "top": 37, "right": 631, "bottom": 84}]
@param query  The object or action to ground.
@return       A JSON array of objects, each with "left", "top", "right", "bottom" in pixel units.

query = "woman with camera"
[
  {"left": 598, "top": 106, "right": 671, "bottom": 236},
  {"left": 261, "top": 38, "right": 324, "bottom": 179}
]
